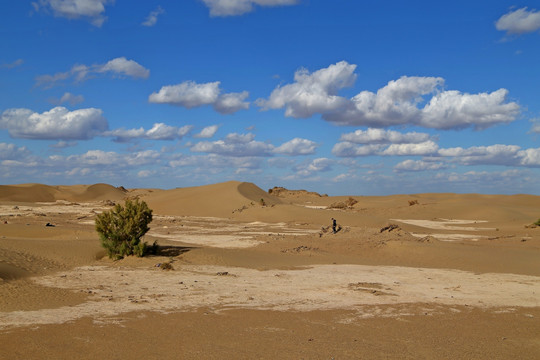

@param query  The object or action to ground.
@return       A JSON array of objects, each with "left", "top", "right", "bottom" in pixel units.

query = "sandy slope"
[{"left": 0, "top": 181, "right": 539, "bottom": 359}]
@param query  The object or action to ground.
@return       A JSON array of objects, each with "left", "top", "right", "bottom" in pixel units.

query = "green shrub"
[
  {"left": 535, "top": 218, "right": 540, "bottom": 227},
  {"left": 95, "top": 199, "right": 153, "bottom": 260}
]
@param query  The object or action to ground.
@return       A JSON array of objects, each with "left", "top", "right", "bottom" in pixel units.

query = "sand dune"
[
  {"left": 142, "top": 181, "right": 281, "bottom": 218},
  {"left": 1, "top": 181, "right": 540, "bottom": 359},
  {"left": 0, "top": 183, "right": 126, "bottom": 203}
]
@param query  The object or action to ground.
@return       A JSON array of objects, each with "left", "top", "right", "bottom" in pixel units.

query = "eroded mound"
[{"left": 268, "top": 186, "right": 327, "bottom": 198}]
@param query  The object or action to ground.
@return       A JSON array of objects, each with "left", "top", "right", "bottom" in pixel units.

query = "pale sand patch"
[
  {"left": 391, "top": 218, "right": 496, "bottom": 231},
  {"left": 1, "top": 264, "right": 538, "bottom": 329},
  {"left": 410, "top": 233, "right": 485, "bottom": 242},
  {"left": 0, "top": 202, "right": 111, "bottom": 217},
  {"left": 150, "top": 233, "right": 262, "bottom": 248},
  {"left": 392, "top": 218, "right": 496, "bottom": 242},
  {"left": 148, "top": 217, "right": 318, "bottom": 248}
]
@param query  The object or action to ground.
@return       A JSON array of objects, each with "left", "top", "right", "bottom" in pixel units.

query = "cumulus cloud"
[
  {"left": 213, "top": 91, "right": 250, "bottom": 114},
  {"left": 0, "top": 106, "right": 108, "bottom": 140},
  {"left": 339, "top": 128, "right": 432, "bottom": 144},
  {"left": 0, "top": 143, "right": 30, "bottom": 160},
  {"left": 394, "top": 159, "right": 446, "bottom": 172},
  {"left": 294, "top": 158, "right": 333, "bottom": 177},
  {"left": 142, "top": 6, "right": 164, "bottom": 27},
  {"left": 170, "top": 154, "right": 262, "bottom": 172},
  {"left": 433, "top": 170, "right": 526, "bottom": 190},
  {"left": 273, "top": 138, "right": 318, "bottom": 155},
  {"left": 149, "top": 81, "right": 219, "bottom": 108},
  {"left": 190, "top": 133, "right": 317, "bottom": 157},
  {"left": 191, "top": 132, "right": 274, "bottom": 157},
  {"left": 438, "top": 144, "right": 521, "bottom": 166},
  {"left": 103, "top": 123, "right": 193, "bottom": 142},
  {"left": 149, "top": 81, "right": 249, "bottom": 114},
  {"left": 201, "top": 0, "right": 299, "bottom": 17},
  {"left": 50, "top": 149, "right": 161, "bottom": 167},
  {"left": 496, "top": 7, "right": 540, "bottom": 35},
  {"left": 257, "top": 61, "right": 357, "bottom": 118},
  {"left": 333, "top": 129, "right": 437, "bottom": 157},
  {"left": 332, "top": 143, "right": 383, "bottom": 157},
  {"left": 260, "top": 61, "right": 520, "bottom": 130},
  {"left": 419, "top": 89, "right": 519, "bottom": 130},
  {"left": 327, "top": 76, "right": 443, "bottom": 127},
  {"left": 380, "top": 141, "right": 439, "bottom": 156},
  {"left": 36, "top": 57, "right": 149, "bottom": 88},
  {"left": 194, "top": 125, "right": 220, "bottom": 138},
  {"left": 98, "top": 57, "right": 150, "bottom": 78},
  {"left": 517, "top": 148, "right": 540, "bottom": 167},
  {"left": 32, "top": 0, "right": 114, "bottom": 27}
]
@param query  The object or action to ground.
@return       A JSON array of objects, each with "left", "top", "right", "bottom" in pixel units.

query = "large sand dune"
[
  {"left": 142, "top": 181, "right": 281, "bottom": 218},
  {"left": 1, "top": 181, "right": 539, "bottom": 359},
  {"left": 0, "top": 183, "right": 126, "bottom": 203}
]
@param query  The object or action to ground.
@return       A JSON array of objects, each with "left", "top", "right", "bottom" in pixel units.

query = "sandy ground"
[{"left": 0, "top": 181, "right": 539, "bottom": 359}]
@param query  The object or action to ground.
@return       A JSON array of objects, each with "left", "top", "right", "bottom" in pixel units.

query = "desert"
[{"left": 0, "top": 181, "right": 539, "bottom": 359}]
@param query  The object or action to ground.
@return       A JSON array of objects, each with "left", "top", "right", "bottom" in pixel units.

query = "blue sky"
[{"left": 1, "top": 1, "right": 540, "bottom": 195}]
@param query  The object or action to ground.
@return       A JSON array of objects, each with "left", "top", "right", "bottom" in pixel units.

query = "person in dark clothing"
[{"left": 331, "top": 218, "right": 337, "bottom": 234}]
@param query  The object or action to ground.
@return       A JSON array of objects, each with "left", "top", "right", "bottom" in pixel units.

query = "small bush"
[
  {"left": 95, "top": 199, "right": 153, "bottom": 260},
  {"left": 535, "top": 218, "right": 540, "bottom": 227}
]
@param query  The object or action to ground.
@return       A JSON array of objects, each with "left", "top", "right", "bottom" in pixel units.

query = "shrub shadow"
[{"left": 155, "top": 245, "right": 195, "bottom": 257}]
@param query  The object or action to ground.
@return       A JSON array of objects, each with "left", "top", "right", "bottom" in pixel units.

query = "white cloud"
[
  {"left": 332, "top": 130, "right": 437, "bottom": 158},
  {"left": 201, "top": 0, "right": 298, "bottom": 17},
  {"left": 55, "top": 92, "right": 84, "bottom": 105},
  {"left": 340, "top": 128, "right": 432, "bottom": 144},
  {"left": 328, "top": 76, "right": 443, "bottom": 127},
  {"left": 169, "top": 154, "right": 261, "bottom": 171},
  {"left": 433, "top": 169, "right": 525, "bottom": 190},
  {"left": 332, "top": 173, "right": 351, "bottom": 182},
  {"left": 394, "top": 159, "right": 446, "bottom": 172},
  {"left": 438, "top": 144, "right": 521, "bottom": 166},
  {"left": 149, "top": 81, "right": 220, "bottom": 108},
  {"left": 380, "top": 141, "right": 439, "bottom": 156},
  {"left": 104, "top": 123, "right": 192, "bottom": 142},
  {"left": 142, "top": 6, "right": 164, "bottom": 27},
  {"left": 496, "top": 7, "right": 540, "bottom": 35},
  {"left": 273, "top": 138, "right": 318, "bottom": 155},
  {"left": 194, "top": 125, "right": 220, "bottom": 139},
  {"left": 518, "top": 148, "right": 540, "bottom": 167},
  {"left": 332, "top": 142, "right": 383, "bottom": 157},
  {"left": 33, "top": 0, "right": 114, "bottom": 27},
  {"left": 0, "top": 143, "right": 30, "bottom": 160},
  {"left": 190, "top": 132, "right": 274, "bottom": 157},
  {"left": 261, "top": 61, "right": 520, "bottom": 130},
  {"left": 0, "top": 106, "right": 108, "bottom": 140},
  {"left": 149, "top": 81, "right": 249, "bottom": 114},
  {"left": 36, "top": 57, "right": 149, "bottom": 88},
  {"left": 52, "top": 149, "right": 160, "bottom": 167},
  {"left": 98, "top": 57, "right": 150, "bottom": 78},
  {"left": 257, "top": 61, "right": 357, "bottom": 118},
  {"left": 419, "top": 89, "right": 519, "bottom": 130},
  {"left": 213, "top": 91, "right": 250, "bottom": 114},
  {"left": 294, "top": 157, "right": 333, "bottom": 177},
  {"left": 327, "top": 77, "right": 519, "bottom": 130},
  {"left": 137, "top": 170, "right": 155, "bottom": 178}
]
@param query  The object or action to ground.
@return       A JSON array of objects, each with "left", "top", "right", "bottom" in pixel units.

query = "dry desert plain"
[{"left": 0, "top": 181, "right": 539, "bottom": 359}]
